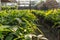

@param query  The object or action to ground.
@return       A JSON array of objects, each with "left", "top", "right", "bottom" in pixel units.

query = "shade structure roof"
[
  {"left": 1, "top": 0, "right": 17, "bottom": 2},
  {"left": 17, "top": 0, "right": 41, "bottom": 7}
]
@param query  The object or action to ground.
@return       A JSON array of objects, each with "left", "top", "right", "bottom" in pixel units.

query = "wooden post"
[
  {"left": 17, "top": 0, "right": 20, "bottom": 10},
  {"left": 0, "top": 0, "right": 1, "bottom": 10},
  {"left": 29, "top": 0, "right": 31, "bottom": 12}
]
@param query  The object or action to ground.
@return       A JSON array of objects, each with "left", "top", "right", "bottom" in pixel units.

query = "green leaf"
[{"left": 5, "top": 34, "right": 14, "bottom": 40}]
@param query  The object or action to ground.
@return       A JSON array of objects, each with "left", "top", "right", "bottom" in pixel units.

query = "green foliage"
[
  {"left": 32, "top": 9, "right": 60, "bottom": 40},
  {"left": 0, "top": 9, "right": 60, "bottom": 40},
  {"left": 0, "top": 10, "right": 37, "bottom": 40},
  {"left": 32, "top": 9, "right": 60, "bottom": 27},
  {"left": 1, "top": 6, "right": 17, "bottom": 10}
]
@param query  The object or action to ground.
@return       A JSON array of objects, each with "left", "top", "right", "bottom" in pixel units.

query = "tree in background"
[
  {"left": 45, "top": 0, "right": 59, "bottom": 9},
  {"left": 36, "top": 0, "right": 60, "bottom": 10}
]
